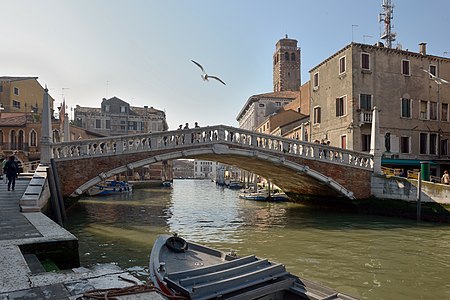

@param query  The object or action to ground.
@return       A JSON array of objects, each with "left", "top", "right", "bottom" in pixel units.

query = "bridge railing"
[{"left": 51, "top": 125, "right": 373, "bottom": 170}]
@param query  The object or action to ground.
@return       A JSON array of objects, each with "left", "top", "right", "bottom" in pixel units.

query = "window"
[
  {"left": 313, "top": 106, "right": 321, "bottom": 124},
  {"left": 420, "top": 133, "right": 428, "bottom": 154},
  {"left": 313, "top": 72, "right": 319, "bottom": 88},
  {"left": 401, "top": 98, "right": 412, "bottom": 118},
  {"left": 339, "top": 56, "right": 346, "bottom": 74},
  {"left": 291, "top": 53, "right": 295, "bottom": 61},
  {"left": 18, "top": 130, "right": 24, "bottom": 150},
  {"left": 441, "top": 139, "right": 448, "bottom": 156},
  {"left": 105, "top": 105, "right": 110, "bottom": 112},
  {"left": 400, "top": 136, "right": 410, "bottom": 154},
  {"left": 341, "top": 135, "right": 347, "bottom": 149},
  {"left": 259, "top": 103, "right": 265, "bottom": 107},
  {"left": 95, "top": 119, "right": 101, "bottom": 128},
  {"left": 13, "top": 100, "right": 20, "bottom": 109},
  {"left": 430, "top": 101, "right": 437, "bottom": 120},
  {"left": 120, "top": 106, "right": 126, "bottom": 113},
  {"left": 0, "top": 130, "right": 3, "bottom": 145},
  {"left": 442, "top": 103, "right": 448, "bottom": 122},
  {"left": 0, "top": 85, "right": 3, "bottom": 92},
  {"left": 106, "top": 120, "right": 111, "bottom": 129},
  {"left": 30, "top": 130, "right": 37, "bottom": 147},
  {"left": 14, "top": 87, "right": 19, "bottom": 95},
  {"left": 420, "top": 100, "right": 428, "bottom": 119},
  {"left": 361, "top": 53, "right": 370, "bottom": 70},
  {"left": 336, "top": 96, "right": 346, "bottom": 117},
  {"left": 285, "top": 52, "right": 289, "bottom": 61},
  {"left": 402, "top": 59, "right": 410, "bottom": 76},
  {"left": 430, "top": 133, "right": 438, "bottom": 155},
  {"left": 360, "top": 94, "right": 372, "bottom": 110},
  {"left": 362, "top": 134, "right": 371, "bottom": 152},
  {"left": 276, "top": 102, "right": 281, "bottom": 107},
  {"left": 429, "top": 65, "right": 437, "bottom": 77}
]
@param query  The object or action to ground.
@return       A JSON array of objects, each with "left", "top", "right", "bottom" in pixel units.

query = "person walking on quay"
[
  {"left": 0, "top": 155, "right": 5, "bottom": 182},
  {"left": 3, "top": 155, "right": 19, "bottom": 191},
  {"left": 441, "top": 170, "right": 449, "bottom": 185}
]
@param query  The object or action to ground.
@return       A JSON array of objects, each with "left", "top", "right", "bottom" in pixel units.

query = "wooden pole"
[
  {"left": 47, "top": 167, "right": 63, "bottom": 226},
  {"left": 417, "top": 171, "right": 422, "bottom": 222},
  {"left": 51, "top": 159, "right": 67, "bottom": 224}
]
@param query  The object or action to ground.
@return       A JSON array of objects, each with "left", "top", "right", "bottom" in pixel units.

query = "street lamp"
[{"left": 422, "top": 68, "right": 450, "bottom": 158}]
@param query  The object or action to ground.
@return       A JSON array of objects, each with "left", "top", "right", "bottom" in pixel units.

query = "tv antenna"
[{"left": 379, "top": 0, "right": 396, "bottom": 48}]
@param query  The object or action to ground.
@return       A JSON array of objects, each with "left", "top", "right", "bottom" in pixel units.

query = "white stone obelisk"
[
  {"left": 63, "top": 112, "right": 70, "bottom": 142},
  {"left": 370, "top": 106, "right": 382, "bottom": 174},
  {"left": 40, "top": 86, "right": 52, "bottom": 165}
]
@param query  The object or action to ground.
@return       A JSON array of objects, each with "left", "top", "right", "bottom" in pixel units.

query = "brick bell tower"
[{"left": 273, "top": 35, "right": 301, "bottom": 92}]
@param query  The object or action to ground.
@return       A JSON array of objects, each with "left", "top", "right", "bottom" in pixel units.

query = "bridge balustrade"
[{"left": 50, "top": 125, "right": 373, "bottom": 171}]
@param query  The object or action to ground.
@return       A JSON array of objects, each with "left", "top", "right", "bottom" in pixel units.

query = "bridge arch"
[
  {"left": 72, "top": 145, "right": 356, "bottom": 199},
  {"left": 51, "top": 125, "right": 373, "bottom": 199}
]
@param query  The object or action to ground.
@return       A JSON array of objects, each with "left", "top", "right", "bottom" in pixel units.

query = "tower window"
[
  {"left": 285, "top": 52, "right": 289, "bottom": 61},
  {"left": 291, "top": 53, "right": 295, "bottom": 61}
]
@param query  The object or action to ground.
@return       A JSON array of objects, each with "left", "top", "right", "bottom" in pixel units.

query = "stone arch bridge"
[{"left": 50, "top": 125, "right": 374, "bottom": 200}]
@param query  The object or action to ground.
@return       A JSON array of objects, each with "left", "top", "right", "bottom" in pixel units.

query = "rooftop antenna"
[
  {"left": 106, "top": 81, "right": 110, "bottom": 98},
  {"left": 61, "top": 87, "right": 69, "bottom": 100},
  {"left": 379, "top": 0, "right": 396, "bottom": 48},
  {"left": 363, "top": 35, "right": 373, "bottom": 44},
  {"left": 351, "top": 24, "right": 359, "bottom": 42}
]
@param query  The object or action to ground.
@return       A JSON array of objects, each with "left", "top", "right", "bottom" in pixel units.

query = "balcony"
[{"left": 359, "top": 111, "right": 372, "bottom": 124}]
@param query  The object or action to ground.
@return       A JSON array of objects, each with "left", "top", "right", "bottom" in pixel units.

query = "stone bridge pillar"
[{"left": 40, "top": 86, "right": 52, "bottom": 165}]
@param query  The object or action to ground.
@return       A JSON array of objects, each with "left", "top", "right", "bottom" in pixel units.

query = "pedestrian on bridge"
[{"left": 3, "top": 155, "right": 19, "bottom": 191}]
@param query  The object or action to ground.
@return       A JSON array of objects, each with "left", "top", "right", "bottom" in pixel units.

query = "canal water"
[{"left": 66, "top": 179, "right": 450, "bottom": 300}]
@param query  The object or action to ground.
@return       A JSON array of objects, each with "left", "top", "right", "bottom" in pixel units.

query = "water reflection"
[{"left": 66, "top": 179, "right": 450, "bottom": 300}]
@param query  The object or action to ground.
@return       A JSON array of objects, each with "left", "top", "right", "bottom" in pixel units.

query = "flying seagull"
[
  {"left": 421, "top": 68, "right": 449, "bottom": 85},
  {"left": 191, "top": 60, "right": 226, "bottom": 85}
]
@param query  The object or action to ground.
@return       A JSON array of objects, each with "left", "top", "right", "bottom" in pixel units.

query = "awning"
[{"left": 381, "top": 158, "right": 438, "bottom": 166}]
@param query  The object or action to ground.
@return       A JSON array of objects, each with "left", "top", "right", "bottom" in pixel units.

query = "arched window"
[
  {"left": 284, "top": 52, "right": 289, "bottom": 61},
  {"left": 53, "top": 129, "right": 60, "bottom": 143},
  {"left": 291, "top": 53, "right": 296, "bottom": 61},
  {"left": 10, "top": 130, "right": 17, "bottom": 149},
  {"left": 30, "top": 130, "right": 37, "bottom": 147},
  {"left": 0, "top": 130, "right": 3, "bottom": 146},
  {"left": 18, "top": 130, "right": 24, "bottom": 150}
]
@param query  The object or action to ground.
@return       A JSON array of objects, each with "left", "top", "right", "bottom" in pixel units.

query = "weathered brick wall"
[{"left": 56, "top": 144, "right": 372, "bottom": 199}]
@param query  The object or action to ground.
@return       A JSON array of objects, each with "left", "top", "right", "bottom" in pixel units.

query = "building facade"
[
  {"left": 236, "top": 91, "right": 300, "bottom": 131},
  {"left": 309, "top": 42, "right": 450, "bottom": 172},
  {"left": 194, "top": 160, "right": 219, "bottom": 179},
  {"left": 74, "top": 97, "right": 168, "bottom": 136},
  {"left": 0, "top": 77, "right": 55, "bottom": 115}
]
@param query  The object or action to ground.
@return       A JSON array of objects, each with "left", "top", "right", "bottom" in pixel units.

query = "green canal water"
[{"left": 65, "top": 179, "right": 450, "bottom": 300}]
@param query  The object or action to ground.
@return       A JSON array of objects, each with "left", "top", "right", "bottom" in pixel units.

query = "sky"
[{"left": 2, "top": 0, "right": 450, "bottom": 130}]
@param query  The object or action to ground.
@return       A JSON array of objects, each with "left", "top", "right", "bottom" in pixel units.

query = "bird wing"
[
  {"left": 422, "top": 68, "right": 434, "bottom": 77},
  {"left": 191, "top": 60, "right": 205, "bottom": 73},
  {"left": 208, "top": 75, "right": 226, "bottom": 85}
]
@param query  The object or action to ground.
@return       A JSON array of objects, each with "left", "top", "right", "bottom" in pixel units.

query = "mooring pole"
[{"left": 417, "top": 171, "right": 422, "bottom": 222}]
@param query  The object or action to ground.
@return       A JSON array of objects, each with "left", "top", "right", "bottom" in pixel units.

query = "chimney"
[{"left": 419, "top": 42, "right": 427, "bottom": 55}]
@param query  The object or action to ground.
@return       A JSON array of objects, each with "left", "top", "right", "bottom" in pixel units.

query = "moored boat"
[
  {"left": 86, "top": 180, "right": 132, "bottom": 196},
  {"left": 239, "top": 190, "right": 289, "bottom": 202},
  {"left": 149, "top": 234, "right": 357, "bottom": 300}
]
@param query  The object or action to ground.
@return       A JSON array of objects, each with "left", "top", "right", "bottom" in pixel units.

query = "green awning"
[{"left": 382, "top": 158, "right": 438, "bottom": 166}]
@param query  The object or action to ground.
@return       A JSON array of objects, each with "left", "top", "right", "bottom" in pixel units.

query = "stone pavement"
[
  {"left": 0, "top": 175, "right": 42, "bottom": 241},
  {"left": 0, "top": 174, "right": 164, "bottom": 299}
]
